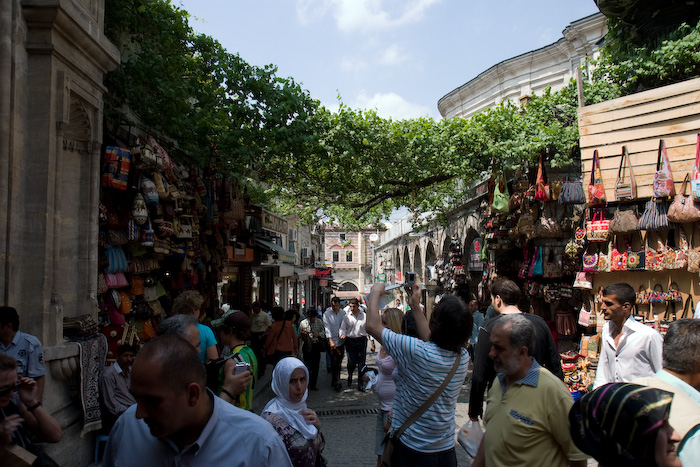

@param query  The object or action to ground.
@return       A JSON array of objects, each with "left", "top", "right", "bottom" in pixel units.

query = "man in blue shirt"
[
  {"left": 0, "top": 307, "right": 46, "bottom": 400},
  {"left": 104, "top": 335, "right": 292, "bottom": 466}
]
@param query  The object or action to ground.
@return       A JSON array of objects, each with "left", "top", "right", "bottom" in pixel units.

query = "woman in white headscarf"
[{"left": 262, "top": 357, "right": 325, "bottom": 467}]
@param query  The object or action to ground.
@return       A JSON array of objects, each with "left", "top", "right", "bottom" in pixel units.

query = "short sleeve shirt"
[
  {"left": 197, "top": 324, "right": 217, "bottom": 363},
  {"left": 381, "top": 328, "right": 469, "bottom": 453},
  {"left": 0, "top": 331, "right": 46, "bottom": 378}
]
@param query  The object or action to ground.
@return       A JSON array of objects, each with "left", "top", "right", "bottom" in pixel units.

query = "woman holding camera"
[
  {"left": 262, "top": 357, "right": 325, "bottom": 467},
  {"left": 367, "top": 282, "right": 472, "bottom": 467},
  {"left": 215, "top": 310, "right": 257, "bottom": 411}
]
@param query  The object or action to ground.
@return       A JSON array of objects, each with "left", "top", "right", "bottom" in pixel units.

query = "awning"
[
  {"left": 294, "top": 268, "right": 309, "bottom": 281},
  {"left": 255, "top": 238, "right": 295, "bottom": 264}
]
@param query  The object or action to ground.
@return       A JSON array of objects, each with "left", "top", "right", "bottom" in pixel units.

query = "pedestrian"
[
  {"left": 262, "top": 357, "right": 325, "bottom": 467},
  {"left": 299, "top": 308, "right": 325, "bottom": 391},
  {"left": 0, "top": 306, "right": 47, "bottom": 400},
  {"left": 370, "top": 307, "right": 403, "bottom": 467},
  {"left": 339, "top": 298, "right": 368, "bottom": 391},
  {"left": 264, "top": 308, "right": 299, "bottom": 366},
  {"left": 103, "top": 335, "right": 292, "bottom": 466},
  {"left": 250, "top": 301, "right": 272, "bottom": 378},
  {"left": 593, "top": 283, "right": 663, "bottom": 388},
  {"left": 570, "top": 383, "right": 682, "bottom": 467},
  {"left": 366, "top": 282, "right": 472, "bottom": 466},
  {"left": 467, "top": 299, "right": 484, "bottom": 361},
  {"left": 469, "top": 277, "right": 563, "bottom": 421},
  {"left": 323, "top": 297, "right": 346, "bottom": 392},
  {"left": 172, "top": 290, "right": 219, "bottom": 363},
  {"left": 472, "top": 315, "right": 587, "bottom": 467}
]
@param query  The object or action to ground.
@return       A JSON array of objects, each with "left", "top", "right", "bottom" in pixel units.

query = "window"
[
  {"left": 346, "top": 251, "right": 353, "bottom": 262},
  {"left": 339, "top": 233, "right": 346, "bottom": 241},
  {"left": 332, "top": 251, "right": 339, "bottom": 262}
]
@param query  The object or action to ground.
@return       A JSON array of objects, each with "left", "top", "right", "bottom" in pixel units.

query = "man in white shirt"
[
  {"left": 323, "top": 297, "right": 346, "bottom": 392},
  {"left": 100, "top": 344, "right": 137, "bottom": 429},
  {"left": 339, "top": 298, "right": 368, "bottom": 391},
  {"left": 593, "top": 283, "right": 663, "bottom": 389}
]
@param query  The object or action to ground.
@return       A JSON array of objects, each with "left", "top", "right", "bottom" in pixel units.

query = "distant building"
[
  {"left": 438, "top": 13, "right": 607, "bottom": 120},
  {"left": 324, "top": 227, "right": 377, "bottom": 301}
]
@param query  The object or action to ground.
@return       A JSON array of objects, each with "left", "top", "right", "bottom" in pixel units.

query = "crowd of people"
[{"left": 0, "top": 276, "right": 699, "bottom": 466}]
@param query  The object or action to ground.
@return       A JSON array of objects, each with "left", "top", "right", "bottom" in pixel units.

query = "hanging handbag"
[
  {"left": 380, "top": 354, "right": 461, "bottom": 467},
  {"left": 615, "top": 146, "right": 637, "bottom": 201},
  {"left": 649, "top": 284, "right": 666, "bottom": 304},
  {"left": 535, "top": 203, "right": 562, "bottom": 238},
  {"left": 492, "top": 173, "right": 510, "bottom": 214},
  {"left": 637, "top": 199, "right": 671, "bottom": 231},
  {"left": 609, "top": 207, "right": 639, "bottom": 233},
  {"left": 598, "top": 241, "right": 611, "bottom": 272},
  {"left": 573, "top": 271, "right": 593, "bottom": 289},
  {"left": 518, "top": 248, "right": 530, "bottom": 279},
  {"left": 582, "top": 245, "right": 599, "bottom": 273},
  {"left": 530, "top": 246, "right": 544, "bottom": 276},
  {"left": 653, "top": 139, "right": 676, "bottom": 199},
  {"left": 101, "top": 146, "right": 131, "bottom": 191},
  {"left": 543, "top": 248, "right": 562, "bottom": 278},
  {"left": 104, "top": 272, "right": 129, "bottom": 289},
  {"left": 586, "top": 209, "right": 610, "bottom": 242},
  {"left": 692, "top": 134, "right": 700, "bottom": 201},
  {"left": 636, "top": 286, "right": 649, "bottom": 305},
  {"left": 610, "top": 236, "right": 627, "bottom": 272},
  {"left": 105, "top": 246, "right": 129, "bottom": 273},
  {"left": 667, "top": 174, "right": 700, "bottom": 223},
  {"left": 516, "top": 200, "right": 537, "bottom": 238},
  {"left": 660, "top": 232, "right": 678, "bottom": 270},
  {"left": 674, "top": 228, "right": 689, "bottom": 269},
  {"left": 534, "top": 154, "right": 551, "bottom": 201},
  {"left": 559, "top": 176, "right": 587, "bottom": 204},
  {"left": 645, "top": 232, "right": 665, "bottom": 271},
  {"left": 626, "top": 232, "right": 646, "bottom": 271},
  {"left": 551, "top": 180, "right": 563, "bottom": 201},
  {"left": 587, "top": 150, "right": 606, "bottom": 206},
  {"left": 687, "top": 226, "right": 700, "bottom": 273}
]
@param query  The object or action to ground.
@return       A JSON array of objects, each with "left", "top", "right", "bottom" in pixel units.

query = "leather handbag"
[
  {"left": 609, "top": 207, "right": 638, "bottom": 233},
  {"left": 380, "top": 354, "right": 461, "bottom": 467},
  {"left": 653, "top": 139, "right": 676, "bottom": 199},
  {"left": 667, "top": 174, "right": 700, "bottom": 223},
  {"left": 588, "top": 150, "right": 606, "bottom": 206},
  {"left": 535, "top": 203, "right": 562, "bottom": 238},
  {"left": 692, "top": 134, "right": 700, "bottom": 201},
  {"left": 615, "top": 146, "right": 637, "bottom": 201},
  {"left": 534, "top": 154, "right": 551, "bottom": 201}
]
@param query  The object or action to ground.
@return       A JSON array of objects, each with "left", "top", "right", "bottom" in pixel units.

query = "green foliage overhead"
[{"left": 103, "top": 2, "right": 700, "bottom": 228}]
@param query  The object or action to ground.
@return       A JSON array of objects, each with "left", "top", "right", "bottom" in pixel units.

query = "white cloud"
[
  {"left": 296, "top": 0, "right": 442, "bottom": 32},
  {"left": 378, "top": 44, "right": 408, "bottom": 66},
  {"left": 339, "top": 56, "right": 368, "bottom": 73},
  {"left": 352, "top": 91, "right": 433, "bottom": 120}
]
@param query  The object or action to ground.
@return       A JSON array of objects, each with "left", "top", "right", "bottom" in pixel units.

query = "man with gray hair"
[
  {"left": 156, "top": 314, "right": 201, "bottom": 352},
  {"left": 473, "top": 315, "right": 587, "bottom": 467},
  {"left": 635, "top": 318, "right": 700, "bottom": 466}
]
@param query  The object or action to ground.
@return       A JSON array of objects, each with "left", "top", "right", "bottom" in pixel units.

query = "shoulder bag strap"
[
  {"left": 657, "top": 139, "right": 665, "bottom": 171},
  {"left": 680, "top": 295, "right": 694, "bottom": 319},
  {"left": 590, "top": 150, "right": 598, "bottom": 185},
  {"left": 393, "top": 352, "right": 462, "bottom": 440},
  {"left": 623, "top": 146, "right": 636, "bottom": 192},
  {"left": 695, "top": 134, "right": 700, "bottom": 177}
]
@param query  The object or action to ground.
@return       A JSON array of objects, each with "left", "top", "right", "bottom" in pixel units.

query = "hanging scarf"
[{"left": 263, "top": 357, "right": 318, "bottom": 440}]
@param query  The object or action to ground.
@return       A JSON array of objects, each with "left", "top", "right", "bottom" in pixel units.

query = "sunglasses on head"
[{"left": 0, "top": 381, "right": 22, "bottom": 397}]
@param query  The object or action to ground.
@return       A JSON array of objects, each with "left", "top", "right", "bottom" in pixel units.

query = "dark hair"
[
  {"left": 490, "top": 278, "right": 521, "bottom": 306},
  {"left": 429, "top": 294, "right": 472, "bottom": 352},
  {"left": 0, "top": 306, "right": 19, "bottom": 331},
  {"left": 349, "top": 298, "right": 359, "bottom": 306},
  {"left": 271, "top": 307, "right": 285, "bottom": 321},
  {"left": 663, "top": 319, "right": 700, "bottom": 374},
  {"left": 602, "top": 283, "right": 636, "bottom": 307},
  {"left": 496, "top": 314, "right": 536, "bottom": 356},
  {"left": 137, "top": 335, "right": 206, "bottom": 389},
  {"left": 156, "top": 314, "right": 199, "bottom": 340},
  {"left": 117, "top": 344, "right": 138, "bottom": 356},
  {"left": 331, "top": 297, "right": 340, "bottom": 305},
  {"left": 0, "top": 353, "right": 18, "bottom": 372},
  {"left": 284, "top": 309, "right": 298, "bottom": 322}
]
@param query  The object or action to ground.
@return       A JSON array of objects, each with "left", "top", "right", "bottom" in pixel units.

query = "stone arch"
[
  {"left": 425, "top": 241, "right": 436, "bottom": 281},
  {"left": 413, "top": 244, "right": 423, "bottom": 281},
  {"left": 403, "top": 245, "right": 411, "bottom": 278},
  {"left": 338, "top": 282, "right": 358, "bottom": 291}
]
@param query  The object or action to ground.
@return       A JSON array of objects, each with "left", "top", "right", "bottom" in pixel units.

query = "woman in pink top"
[{"left": 372, "top": 308, "right": 404, "bottom": 467}]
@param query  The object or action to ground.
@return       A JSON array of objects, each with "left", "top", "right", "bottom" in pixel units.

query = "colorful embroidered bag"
[
  {"left": 626, "top": 232, "right": 646, "bottom": 271},
  {"left": 588, "top": 150, "right": 606, "bottom": 206},
  {"left": 534, "top": 154, "right": 551, "bottom": 201},
  {"left": 586, "top": 209, "right": 610, "bottom": 242},
  {"left": 610, "top": 236, "right": 627, "bottom": 272}
]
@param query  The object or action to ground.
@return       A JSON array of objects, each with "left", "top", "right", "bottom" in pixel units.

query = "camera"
[
  {"left": 234, "top": 361, "right": 251, "bottom": 375},
  {"left": 405, "top": 271, "right": 416, "bottom": 286}
]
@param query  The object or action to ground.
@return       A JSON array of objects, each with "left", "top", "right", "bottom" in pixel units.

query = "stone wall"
[{"left": 0, "top": 1, "right": 118, "bottom": 464}]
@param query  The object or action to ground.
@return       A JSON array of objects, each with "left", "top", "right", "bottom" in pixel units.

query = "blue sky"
[{"left": 175, "top": 0, "right": 600, "bottom": 120}]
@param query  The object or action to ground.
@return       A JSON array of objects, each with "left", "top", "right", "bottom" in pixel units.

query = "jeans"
[
  {"left": 329, "top": 342, "right": 345, "bottom": 387},
  {"left": 345, "top": 336, "right": 367, "bottom": 387},
  {"left": 303, "top": 342, "right": 322, "bottom": 389}
]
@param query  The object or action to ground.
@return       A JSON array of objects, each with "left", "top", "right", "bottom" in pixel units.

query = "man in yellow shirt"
[{"left": 472, "top": 315, "right": 587, "bottom": 467}]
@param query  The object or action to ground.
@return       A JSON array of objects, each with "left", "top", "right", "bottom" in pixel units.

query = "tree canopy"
[{"left": 104, "top": 1, "right": 700, "bottom": 228}]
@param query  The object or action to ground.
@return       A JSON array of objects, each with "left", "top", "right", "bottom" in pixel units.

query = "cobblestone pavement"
[{"left": 252, "top": 348, "right": 475, "bottom": 467}]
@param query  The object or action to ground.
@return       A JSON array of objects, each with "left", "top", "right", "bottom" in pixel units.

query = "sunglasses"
[{"left": 0, "top": 381, "right": 22, "bottom": 397}]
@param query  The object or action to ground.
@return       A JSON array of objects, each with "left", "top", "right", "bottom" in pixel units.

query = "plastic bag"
[{"left": 457, "top": 419, "right": 484, "bottom": 458}]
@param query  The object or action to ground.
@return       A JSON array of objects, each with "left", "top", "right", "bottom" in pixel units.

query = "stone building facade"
[
  {"left": 324, "top": 228, "right": 377, "bottom": 300},
  {"left": 1, "top": 0, "right": 118, "bottom": 464}
]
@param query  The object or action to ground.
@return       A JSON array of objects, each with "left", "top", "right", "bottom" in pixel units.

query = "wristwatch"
[{"left": 26, "top": 401, "right": 42, "bottom": 412}]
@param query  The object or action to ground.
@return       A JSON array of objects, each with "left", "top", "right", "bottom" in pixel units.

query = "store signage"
[
  {"left": 315, "top": 268, "right": 332, "bottom": 278},
  {"left": 395, "top": 271, "right": 402, "bottom": 283},
  {"left": 319, "top": 280, "right": 328, "bottom": 286},
  {"left": 261, "top": 209, "right": 288, "bottom": 235},
  {"left": 377, "top": 273, "right": 386, "bottom": 282},
  {"left": 469, "top": 238, "right": 485, "bottom": 271},
  {"left": 315, "top": 261, "right": 333, "bottom": 268}
]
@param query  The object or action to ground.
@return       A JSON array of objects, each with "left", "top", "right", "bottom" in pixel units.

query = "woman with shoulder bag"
[{"left": 366, "top": 282, "right": 472, "bottom": 467}]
